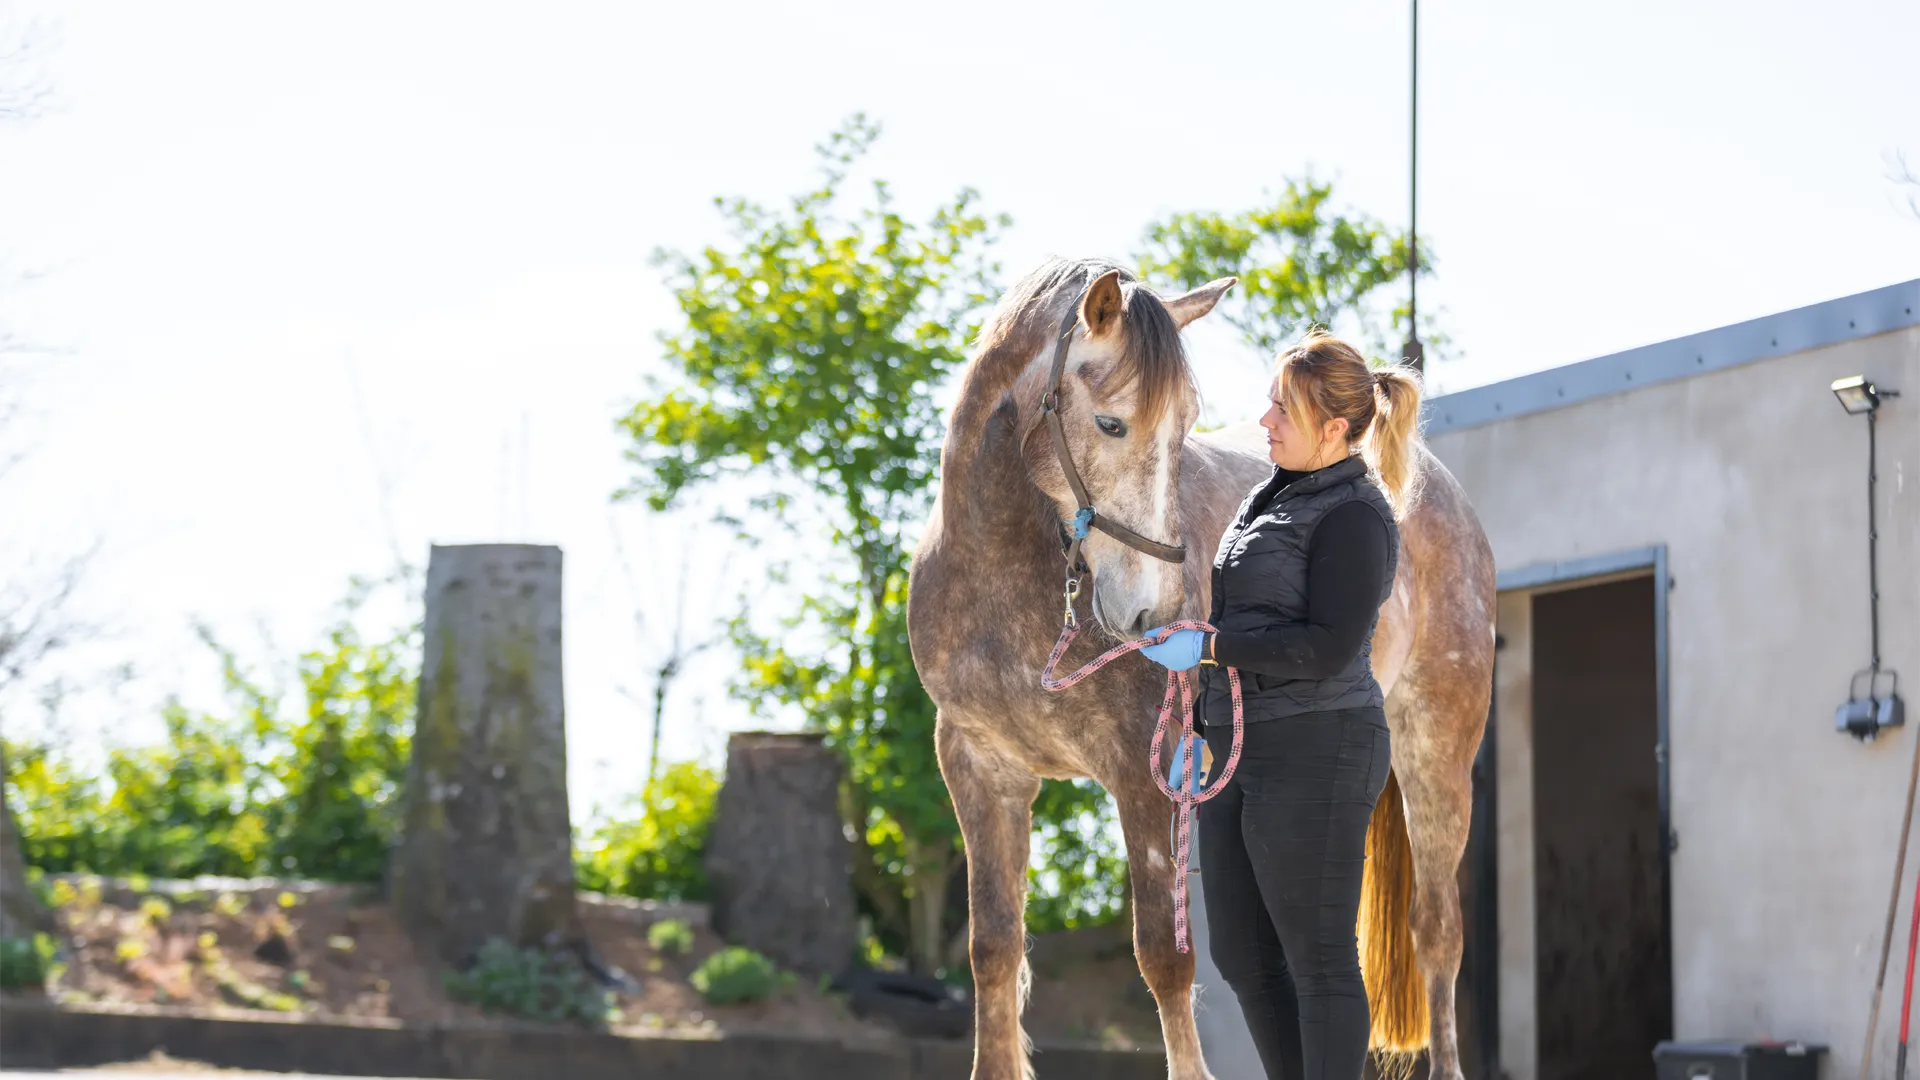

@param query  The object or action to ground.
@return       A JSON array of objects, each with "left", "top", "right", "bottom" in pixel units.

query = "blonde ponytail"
[
  {"left": 1364, "top": 364, "right": 1425, "bottom": 517},
  {"left": 1272, "top": 331, "right": 1427, "bottom": 518}
]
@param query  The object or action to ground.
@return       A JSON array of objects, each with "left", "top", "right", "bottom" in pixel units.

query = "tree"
[
  {"left": 0, "top": 9, "right": 61, "bottom": 941},
  {"left": 608, "top": 513, "right": 730, "bottom": 786},
  {"left": 616, "top": 114, "right": 1006, "bottom": 974},
  {"left": 1137, "top": 176, "right": 1440, "bottom": 365}
]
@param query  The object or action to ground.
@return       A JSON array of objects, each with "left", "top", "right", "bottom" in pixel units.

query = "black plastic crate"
[{"left": 1652, "top": 1040, "right": 1826, "bottom": 1080}]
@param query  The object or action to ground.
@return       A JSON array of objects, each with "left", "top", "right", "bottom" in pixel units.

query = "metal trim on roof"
[
  {"left": 1496, "top": 545, "right": 1664, "bottom": 593},
  {"left": 1423, "top": 278, "right": 1920, "bottom": 435}
]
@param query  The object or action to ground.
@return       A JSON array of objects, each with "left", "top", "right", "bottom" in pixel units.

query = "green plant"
[
  {"left": 0, "top": 933, "right": 59, "bottom": 989},
  {"left": 689, "top": 946, "right": 788, "bottom": 1005},
  {"left": 620, "top": 114, "right": 1005, "bottom": 974},
  {"left": 1026, "top": 779, "right": 1128, "bottom": 934},
  {"left": 1136, "top": 175, "right": 1439, "bottom": 362},
  {"left": 443, "top": 938, "right": 616, "bottom": 1027},
  {"left": 4, "top": 572, "right": 417, "bottom": 885},
  {"left": 575, "top": 761, "right": 719, "bottom": 902},
  {"left": 646, "top": 919, "right": 694, "bottom": 956}
]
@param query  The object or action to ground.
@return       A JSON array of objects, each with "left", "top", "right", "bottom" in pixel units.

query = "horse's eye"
[{"left": 1095, "top": 415, "right": 1127, "bottom": 438}]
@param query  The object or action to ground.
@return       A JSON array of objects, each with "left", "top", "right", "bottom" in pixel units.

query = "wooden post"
[
  {"left": 705, "top": 732, "right": 856, "bottom": 976},
  {"left": 389, "top": 544, "right": 578, "bottom": 964}
]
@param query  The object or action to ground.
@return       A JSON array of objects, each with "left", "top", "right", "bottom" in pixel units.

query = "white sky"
[{"left": 1, "top": 0, "right": 1916, "bottom": 816}]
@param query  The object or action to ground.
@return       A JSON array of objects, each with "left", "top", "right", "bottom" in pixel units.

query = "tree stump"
[
  {"left": 389, "top": 544, "right": 578, "bottom": 964},
  {"left": 705, "top": 732, "right": 856, "bottom": 976},
  {"left": 1, "top": 744, "right": 51, "bottom": 940}
]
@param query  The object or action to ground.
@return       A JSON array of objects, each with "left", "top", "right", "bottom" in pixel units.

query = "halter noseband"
[{"left": 1039, "top": 291, "right": 1187, "bottom": 624}]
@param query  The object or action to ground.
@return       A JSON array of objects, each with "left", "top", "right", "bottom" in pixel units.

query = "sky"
[{"left": 1, "top": 0, "right": 1916, "bottom": 815}]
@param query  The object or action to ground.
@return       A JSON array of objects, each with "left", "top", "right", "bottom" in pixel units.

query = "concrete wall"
[{"left": 1428, "top": 325, "right": 1920, "bottom": 1080}]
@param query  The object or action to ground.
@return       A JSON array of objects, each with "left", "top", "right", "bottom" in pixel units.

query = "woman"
[{"left": 1139, "top": 330, "right": 1422, "bottom": 1080}]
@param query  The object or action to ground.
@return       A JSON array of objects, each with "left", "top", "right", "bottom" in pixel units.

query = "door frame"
[{"left": 1493, "top": 544, "right": 1673, "bottom": 1077}]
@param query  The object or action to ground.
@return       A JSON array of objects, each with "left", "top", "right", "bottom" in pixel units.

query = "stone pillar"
[
  {"left": 389, "top": 544, "right": 577, "bottom": 964},
  {"left": 705, "top": 732, "right": 856, "bottom": 976}
]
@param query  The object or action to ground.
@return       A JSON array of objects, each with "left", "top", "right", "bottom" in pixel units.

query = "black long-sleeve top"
[{"left": 1208, "top": 487, "right": 1392, "bottom": 681}]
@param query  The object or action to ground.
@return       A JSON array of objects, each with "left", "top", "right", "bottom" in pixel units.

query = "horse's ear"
[
  {"left": 1163, "top": 277, "right": 1238, "bottom": 330},
  {"left": 1080, "top": 270, "right": 1125, "bottom": 338}
]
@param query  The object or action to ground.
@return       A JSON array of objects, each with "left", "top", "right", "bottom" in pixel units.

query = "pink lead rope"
[{"left": 1041, "top": 619, "right": 1244, "bottom": 953}]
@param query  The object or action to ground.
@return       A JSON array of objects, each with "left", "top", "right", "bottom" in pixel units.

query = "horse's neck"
[{"left": 926, "top": 379, "right": 1060, "bottom": 603}]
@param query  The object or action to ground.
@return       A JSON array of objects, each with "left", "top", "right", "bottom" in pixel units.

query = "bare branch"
[
  {"left": 0, "top": 11, "right": 52, "bottom": 124},
  {"left": 0, "top": 542, "right": 98, "bottom": 696},
  {"left": 1888, "top": 149, "right": 1920, "bottom": 221}
]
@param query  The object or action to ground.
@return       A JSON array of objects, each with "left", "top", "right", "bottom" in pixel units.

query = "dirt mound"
[{"left": 10, "top": 874, "right": 1160, "bottom": 1051}]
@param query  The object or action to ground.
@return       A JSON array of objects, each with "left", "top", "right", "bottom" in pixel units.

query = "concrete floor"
[{"left": 3, "top": 1073, "right": 430, "bottom": 1079}]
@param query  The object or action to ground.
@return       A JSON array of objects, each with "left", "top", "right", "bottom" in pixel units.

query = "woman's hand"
[{"left": 1140, "top": 627, "right": 1206, "bottom": 671}]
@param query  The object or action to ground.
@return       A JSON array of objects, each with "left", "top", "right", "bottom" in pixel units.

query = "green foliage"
[
  {"left": 443, "top": 937, "right": 616, "bottom": 1026},
  {"left": 1026, "top": 780, "right": 1129, "bottom": 933},
  {"left": 689, "top": 945, "right": 789, "bottom": 1005},
  {"left": 0, "top": 932, "right": 59, "bottom": 989},
  {"left": 3, "top": 574, "right": 416, "bottom": 882},
  {"left": 575, "top": 760, "right": 719, "bottom": 903},
  {"left": 646, "top": 918, "right": 694, "bottom": 956},
  {"left": 617, "top": 114, "right": 1007, "bottom": 973},
  {"left": 1137, "top": 176, "right": 1438, "bottom": 362}
]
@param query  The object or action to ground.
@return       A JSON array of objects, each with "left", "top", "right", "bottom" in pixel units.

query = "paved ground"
[{"left": 3, "top": 1073, "right": 428, "bottom": 1079}]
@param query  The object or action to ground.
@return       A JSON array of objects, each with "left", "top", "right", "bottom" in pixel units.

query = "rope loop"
[{"left": 1040, "top": 619, "right": 1244, "bottom": 952}]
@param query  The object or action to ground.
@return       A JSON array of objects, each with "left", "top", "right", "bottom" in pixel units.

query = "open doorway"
[{"left": 1530, "top": 575, "right": 1672, "bottom": 1080}]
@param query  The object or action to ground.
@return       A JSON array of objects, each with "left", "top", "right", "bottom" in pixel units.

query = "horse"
[{"left": 905, "top": 256, "right": 1496, "bottom": 1080}]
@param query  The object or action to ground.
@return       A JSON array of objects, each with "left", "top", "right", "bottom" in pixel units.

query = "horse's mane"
[{"left": 970, "top": 256, "right": 1193, "bottom": 430}]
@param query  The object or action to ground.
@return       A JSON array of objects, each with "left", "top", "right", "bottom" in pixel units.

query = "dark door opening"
[
  {"left": 1531, "top": 576, "right": 1672, "bottom": 1080},
  {"left": 1453, "top": 674, "right": 1499, "bottom": 1080}
]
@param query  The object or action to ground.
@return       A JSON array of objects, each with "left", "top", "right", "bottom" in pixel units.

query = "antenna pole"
[{"left": 1405, "top": 0, "right": 1425, "bottom": 374}]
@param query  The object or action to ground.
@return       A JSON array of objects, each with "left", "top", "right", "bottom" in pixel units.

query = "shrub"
[
  {"left": 443, "top": 938, "right": 615, "bottom": 1027},
  {"left": 4, "top": 575, "right": 416, "bottom": 884},
  {"left": 0, "top": 933, "right": 59, "bottom": 990},
  {"left": 689, "top": 946, "right": 788, "bottom": 1005},
  {"left": 575, "top": 761, "right": 719, "bottom": 902},
  {"left": 647, "top": 919, "right": 694, "bottom": 956}
]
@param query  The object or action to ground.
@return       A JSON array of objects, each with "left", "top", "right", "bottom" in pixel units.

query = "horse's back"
[{"left": 1376, "top": 445, "right": 1497, "bottom": 747}]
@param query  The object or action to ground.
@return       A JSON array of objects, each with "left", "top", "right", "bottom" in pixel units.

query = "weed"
[
  {"left": 443, "top": 938, "right": 617, "bottom": 1027},
  {"left": 646, "top": 919, "right": 694, "bottom": 956},
  {"left": 0, "top": 934, "right": 60, "bottom": 989}
]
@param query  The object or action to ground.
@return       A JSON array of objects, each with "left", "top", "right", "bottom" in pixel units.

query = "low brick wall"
[{"left": 0, "top": 1001, "right": 1166, "bottom": 1080}]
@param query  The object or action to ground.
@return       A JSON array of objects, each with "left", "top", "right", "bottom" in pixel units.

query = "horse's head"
[{"left": 1024, "top": 267, "right": 1235, "bottom": 639}]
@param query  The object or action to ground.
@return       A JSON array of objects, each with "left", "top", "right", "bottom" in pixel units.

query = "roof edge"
[{"left": 1423, "top": 278, "right": 1920, "bottom": 435}]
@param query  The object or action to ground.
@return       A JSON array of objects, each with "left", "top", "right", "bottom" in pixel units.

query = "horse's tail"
[{"left": 1359, "top": 767, "right": 1429, "bottom": 1058}]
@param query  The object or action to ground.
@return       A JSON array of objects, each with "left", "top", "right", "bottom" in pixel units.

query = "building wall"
[{"left": 1428, "top": 325, "right": 1920, "bottom": 1080}]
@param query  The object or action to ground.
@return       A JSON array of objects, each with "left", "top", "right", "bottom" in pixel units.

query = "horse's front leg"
[
  {"left": 939, "top": 717, "right": 1041, "bottom": 1080},
  {"left": 1109, "top": 764, "right": 1214, "bottom": 1080}
]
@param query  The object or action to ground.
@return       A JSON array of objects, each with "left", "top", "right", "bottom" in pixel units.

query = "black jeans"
[{"left": 1200, "top": 707, "right": 1393, "bottom": 1080}]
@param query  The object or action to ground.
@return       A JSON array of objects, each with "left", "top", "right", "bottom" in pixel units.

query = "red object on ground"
[{"left": 1899, "top": 855, "right": 1920, "bottom": 1079}]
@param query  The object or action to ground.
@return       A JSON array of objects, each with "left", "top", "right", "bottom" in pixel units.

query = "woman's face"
[{"left": 1259, "top": 383, "right": 1346, "bottom": 471}]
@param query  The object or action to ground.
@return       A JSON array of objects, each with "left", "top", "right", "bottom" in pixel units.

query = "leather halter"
[{"left": 1038, "top": 292, "right": 1187, "bottom": 624}]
